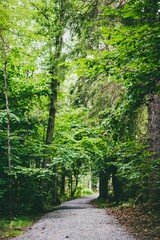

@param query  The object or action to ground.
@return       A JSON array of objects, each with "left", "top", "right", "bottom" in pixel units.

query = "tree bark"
[
  {"left": 99, "top": 170, "right": 108, "bottom": 199},
  {"left": 148, "top": 94, "right": 160, "bottom": 201},
  {"left": 45, "top": 78, "right": 58, "bottom": 145},
  {"left": 60, "top": 172, "right": 65, "bottom": 195},
  {"left": 112, "top": 173, "right": 122, "bottom": 202}
]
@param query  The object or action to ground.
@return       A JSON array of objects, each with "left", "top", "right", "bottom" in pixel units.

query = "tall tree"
[
  {"left": 145, "top": 0, "right": 160, "bottom": 200},
  {"left": 0, "top": 30, "right": 12, "bottom": 215},
  {"left": 148, "top": 95, "right": 160, "bottom": 200}
]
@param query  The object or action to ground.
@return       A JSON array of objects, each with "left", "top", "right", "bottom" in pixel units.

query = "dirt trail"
[{"left": 12, "top": 195, "right": 137, "bottom": 240}]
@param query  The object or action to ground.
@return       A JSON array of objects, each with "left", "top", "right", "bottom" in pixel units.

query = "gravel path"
[{"left": 12, "top": 195, "right": 137, "bottom": 240}]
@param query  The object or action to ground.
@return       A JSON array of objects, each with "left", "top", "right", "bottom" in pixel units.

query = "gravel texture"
[{"left": 12, "top": 195, "right": 137, "bottom": 240}]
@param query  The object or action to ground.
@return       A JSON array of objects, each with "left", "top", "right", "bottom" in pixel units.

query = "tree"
[
  {"left": 0, "top": 0, "right": 160, "bottom": 217},
  {"left": 0, "top": 0, "right": 55, "bottom": 214},
  {"left": 69, "top": 0, "right": 160, "bottom": 202},
  {"left": 0, "top": 30, "right": 12, "bottom": 215}
]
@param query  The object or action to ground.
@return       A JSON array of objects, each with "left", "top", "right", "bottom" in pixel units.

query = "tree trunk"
[
  {"left": 43, "top": 35, "right": 63, "bottom": 203},
  {"left": 44, "top": 33, "right": 63, "bottom": 167},
  {"left": 148, "top": 94, "right": 160, "bottom": 201},
  {"left": 51, "top": 174, "right": 61, "bottom": 205},
  {"left": 0, "top": 30, "right": 12, "bottom": 216},
  {"left": 45, "top": 78, "right": 58, "bottom": 145},
  {"left": 60, "top": 172, "right": 65, "bottom": 195},
  {"left": 70, "top": 175, "right": 73, "bottom": 197},
  {"left": 99, "top": 171, "right": 108, "bottom": 199},
  {"left": 112, "top": 173, "right": 122, "bottom": 202},
  {"left": 109, "top": 165, "right": 122, "bottom": 202}
]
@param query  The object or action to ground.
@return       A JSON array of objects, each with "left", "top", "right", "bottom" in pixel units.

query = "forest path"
[{"left": 12, "top": 195, "right": 136, "bottom": 240}]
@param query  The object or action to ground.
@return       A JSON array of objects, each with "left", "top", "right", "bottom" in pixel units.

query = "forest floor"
[
  {"left": 10, "top": 195, "right": 136, "bottom": 240},
  {"left": 107, "top": 202, "right": 160, "bottom": 240}
]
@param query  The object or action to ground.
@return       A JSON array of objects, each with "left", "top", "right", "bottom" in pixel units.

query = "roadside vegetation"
[{"left": 0, "top": 216, "right": 34, "bottom": 238}]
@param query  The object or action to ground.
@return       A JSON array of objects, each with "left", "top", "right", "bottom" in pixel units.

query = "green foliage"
[
  {"left": 114, "top": 141, "right": 149, "bottom": 200},
  {"left": 73, "top": 0, "right": 160, "bottom": 136},
  {"left": 74, "top": 187, "right": 93, "bottom": 198},
  {"left": 0, "top": 0, "right": 160, "bottom": 218},
  {"left": 68, "top": 0, "right": 160, "bottom": 203}
]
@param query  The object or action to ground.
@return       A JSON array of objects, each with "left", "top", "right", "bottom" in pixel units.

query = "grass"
[{"left": 0, "top": 216, "right": 35, "bottom": 238}]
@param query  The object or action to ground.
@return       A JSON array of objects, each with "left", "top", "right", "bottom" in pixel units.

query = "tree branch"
[{"left": 29, "top": 0, "right": 49, "bottom": 20}]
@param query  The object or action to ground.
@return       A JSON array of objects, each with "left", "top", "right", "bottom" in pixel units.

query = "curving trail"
[{"left": 12, "top": 195, "right": 137, "bottom": 240}]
